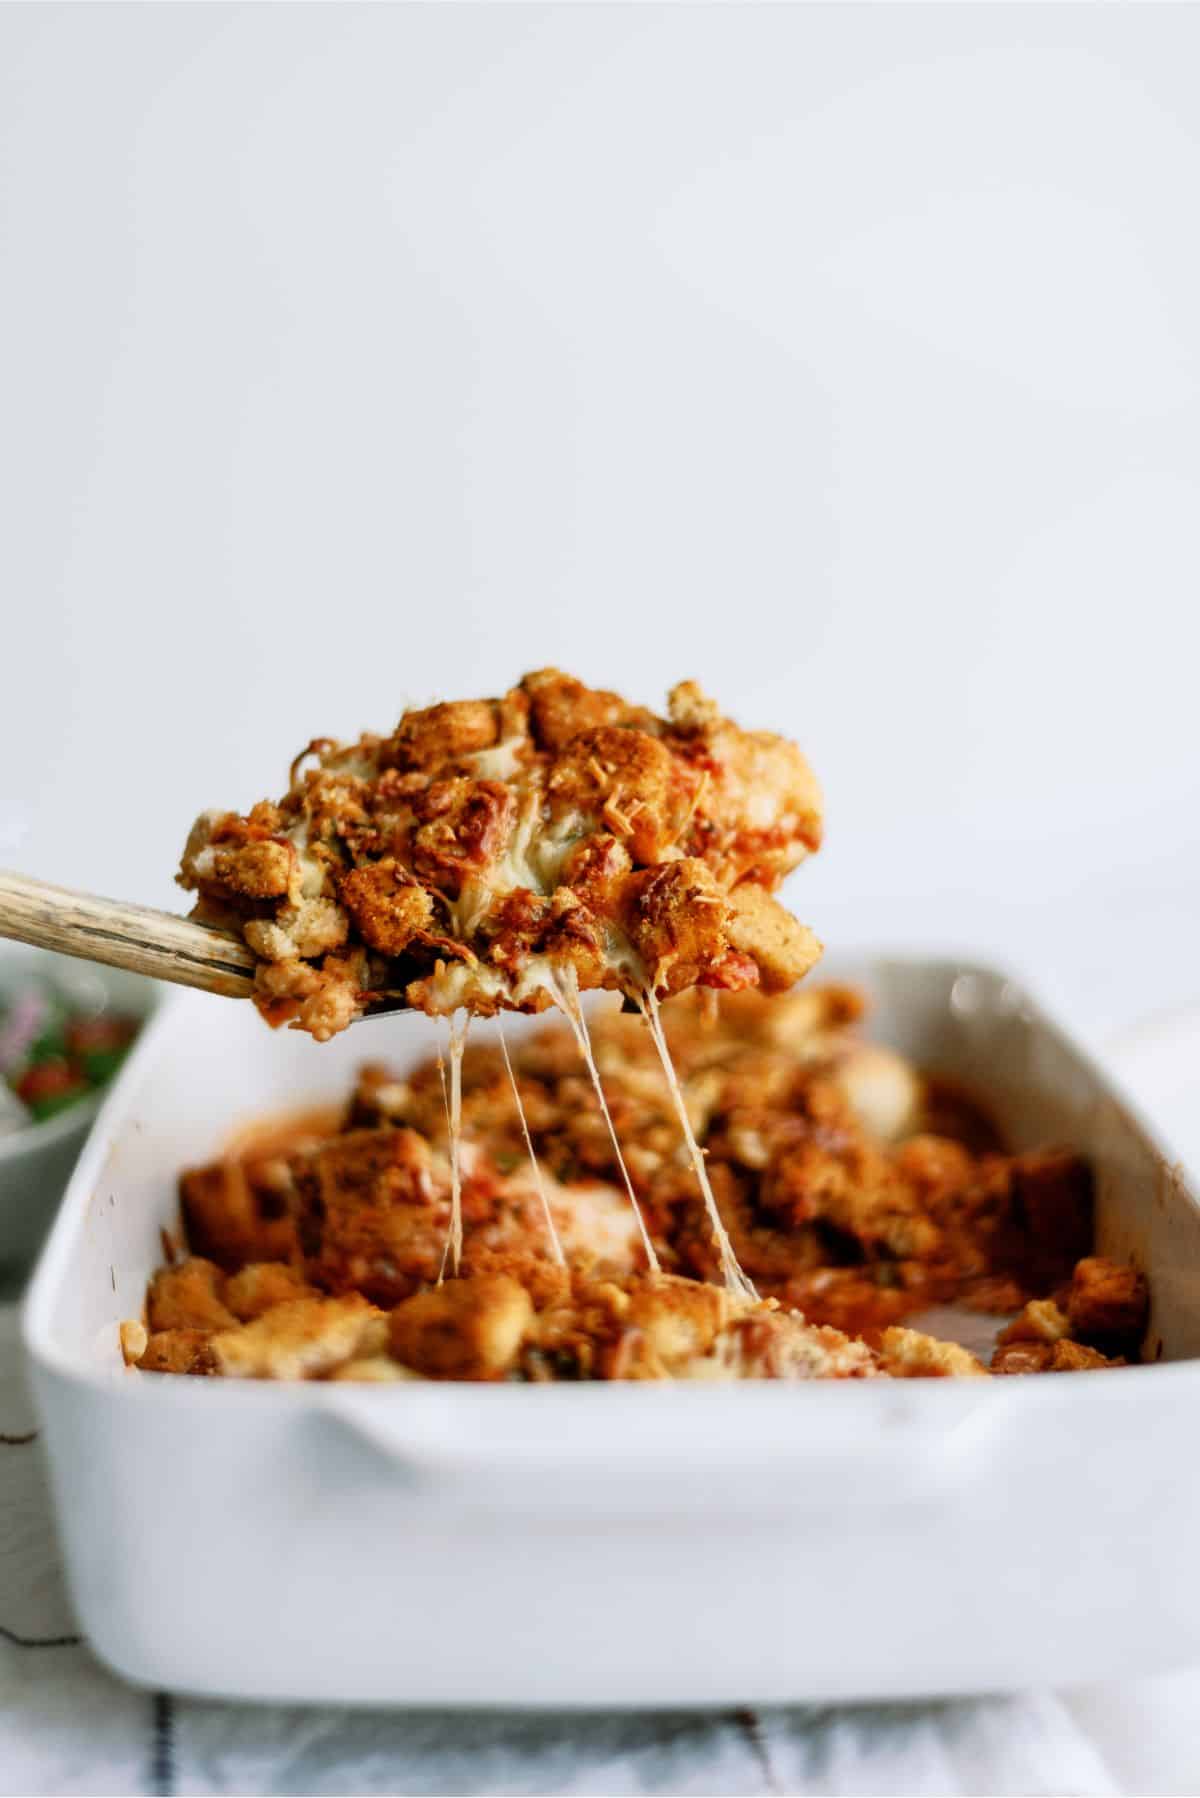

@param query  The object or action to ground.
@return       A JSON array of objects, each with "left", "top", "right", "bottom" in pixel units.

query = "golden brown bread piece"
[
  {"left": 389, "top": 1274, "right": 534, "bottom": 1381},
  {"left": 877, "top": 1327, "right": 990, "bottom": 1379},
  {"left": 522, "top": 671, "right": 635, "bottom": 752},
  {"left": 146, "top": 1259, "right": 237, "bottom": 1333},
  {"left": 224, "top": 1262, "right": 316, "bottom": 1321},
  {"left": 293, "top": 1127, "right": 447, "bottom": 1307},
  {"left": 725, "top": 883, "right": 823, "bottom": 995},
  {"left": 337, "top": 863, "right": 435, "bottom": 957},
  {"left": 210, "top": 1294, "right": 385, "bottom": 1380},
  {"left": 1064, "top": 1256, "right": 1149, "bottom": 1354},
  {"left": 606, "top": 1276, "right": 730, "bottom": 1377},
  {"left": 180, "top": 1157, "right": 298, "bottom": 1271},
  {"left": 996, "top": 1297, "right": 1070, "bottom": 1347},
  {"left": 621, "top": 860, "right": 738, "bottom": 997},
  {"left": 992, "top": 1338, "right": 1122, "bottom": 1375},
  {"left": 388, "top": 698, "right": 502, "bottom": 770},
  {"left": 137, "top": 1329, "right": 218, "bottom": 1375}
]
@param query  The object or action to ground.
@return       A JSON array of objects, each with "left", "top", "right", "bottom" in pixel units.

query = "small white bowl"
[{"left": 0, "top": 946, "right": 157, "bottom": 1279}]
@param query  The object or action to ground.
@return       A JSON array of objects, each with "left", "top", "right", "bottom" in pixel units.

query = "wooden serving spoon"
[
  {"left": 0, "top": 871, "right": 416, "bottom": 1019},
  {"left": 0, "top": 870, "right": 259, "bottom": 1000}
]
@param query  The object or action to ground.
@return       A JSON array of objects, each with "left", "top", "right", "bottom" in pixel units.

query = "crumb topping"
[
  {"left": 122, "top": 986, "right": 1146, "bottom": 1384},
  {"left": 178, "top": 671, "right": 824, "bottom": 1038}
]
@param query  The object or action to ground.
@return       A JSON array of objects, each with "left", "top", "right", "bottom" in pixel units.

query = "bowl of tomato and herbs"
[
  {"left": 7, "top": 1011, "right": 139, "bottom": 1124},
  {"left": 0, "top": 950, "right": 155, "bottom": 1272}
]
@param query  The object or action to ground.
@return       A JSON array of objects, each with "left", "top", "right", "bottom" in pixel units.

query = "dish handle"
[{"left": 317, "top": 1385, "right": 1020, "bottom": 1513}]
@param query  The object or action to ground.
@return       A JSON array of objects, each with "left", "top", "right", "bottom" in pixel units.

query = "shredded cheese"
[
  {"left": 637, "top": 986, "right": 757, "bottom": 1301},
  {"left": 547, "top": 965, "right": 661, "bottom": 1277},
  {"left": 437, "top": 1012, "right": 469, "bottom": 1280},
  {"left": 498, "top": 1015, "right": 565, "bottom": 1267},
  {"left": 462, "top": 735, "right": 527, "bottom": 782}
]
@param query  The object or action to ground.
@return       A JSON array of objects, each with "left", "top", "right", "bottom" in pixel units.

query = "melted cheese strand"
[
  {"left": 638, "top": 986, "right": 758, "bottom": 1301},
  {"left": 547, "top": 966, "right": 660, "bottom": 1277},
  {"left": 435, "top": 1045, "right": 453, "bottom": 1283},
  {"left": 497, "top": 1016, "right": 566, "bottom": 1267},
  {"left": 437, "top": 1011, "right": 470, "bottom": 1281}
]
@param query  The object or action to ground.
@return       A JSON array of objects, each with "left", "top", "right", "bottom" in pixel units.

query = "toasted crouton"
[
  {"left": 725, "top": 884, "right": 822, "bottom": 995},
  {"left": 137, "top": 1329, "right": 217, "bottom": 1375},
  {"left": 147, "top": 1258, "right": 236, "bottom": 1333},
  {"left": 389, "top": 1274, "right": 534, "bottom": 1380},
  {"left": 992, "top": 1337, "right": 1122, "bottom": 1375},
  {"left": 996, "top": 1297, "right": 1070, "bottom": 1347},
  {"left": 224, "top": 1262, "right": 315, "bottom": 1322},
  {"left": 211, "top": 1294, "right": 383, "bottom": 1380},
  {"left": 1065, "top": 1257, "right": 1149, "bottom": 1353},
  {"left": 878, "top": 1326, "right": 990, "bottom": 1379}
]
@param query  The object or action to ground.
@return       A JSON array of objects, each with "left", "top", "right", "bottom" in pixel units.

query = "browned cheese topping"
[{"left": 177, "top": 671, "right": 824, "bottom": 1040}]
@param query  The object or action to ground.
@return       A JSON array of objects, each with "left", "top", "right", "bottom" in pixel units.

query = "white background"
[{"left": 2, "top": 4, "right": 1198, "bottom": 1048}]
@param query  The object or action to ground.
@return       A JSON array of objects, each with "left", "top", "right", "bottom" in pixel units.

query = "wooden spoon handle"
[{"left": 0, "top": 870, "right": 257, "bottom": 999}]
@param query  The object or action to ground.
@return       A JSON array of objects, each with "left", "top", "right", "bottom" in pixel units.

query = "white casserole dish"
[{"left": 22, "top": 957, "right": 1200, "bottom": 1706}]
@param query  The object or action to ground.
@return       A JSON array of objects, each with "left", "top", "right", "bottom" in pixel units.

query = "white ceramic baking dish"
[{"left": 22, "top": 956, "right": 1200, "bottom": 1706}]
